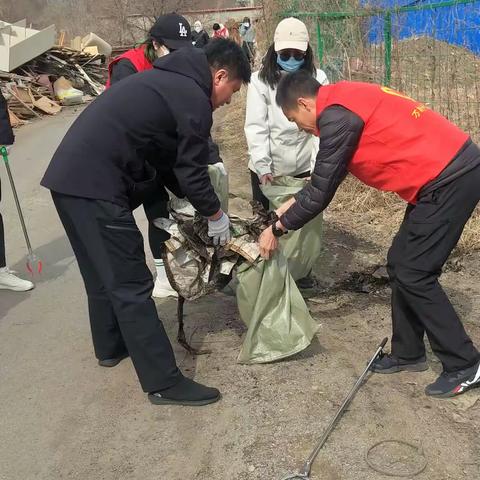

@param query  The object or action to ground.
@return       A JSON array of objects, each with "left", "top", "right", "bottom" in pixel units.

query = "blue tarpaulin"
[{"left": 362, "top": 0, "right": 480, "bottom": 54}]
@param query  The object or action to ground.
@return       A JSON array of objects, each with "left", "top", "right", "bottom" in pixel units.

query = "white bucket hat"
[{"left": 274, "top": 17, "right": 309, "bottom": 52}]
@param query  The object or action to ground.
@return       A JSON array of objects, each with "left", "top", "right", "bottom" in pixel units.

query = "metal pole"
[
  {"left": 0, "top": 147, "right": 33, "bottom": 253},
  {"left": 299, "top": 337, "right": 388, "bottom": 477},
  {"left": 384, "top": 11, "right": 392, "bottom": 86},
  {"left": 316, "top": 19, "right": 324, "bottom": 68}
]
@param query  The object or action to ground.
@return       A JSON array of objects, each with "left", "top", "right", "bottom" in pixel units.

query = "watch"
[{"left": 272, "top": 222, "right": 287, "bottom": 238}]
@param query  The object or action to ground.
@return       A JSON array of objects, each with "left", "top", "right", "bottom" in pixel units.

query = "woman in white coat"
[{"left": 244, "top": 17, "right": 328, "bottom": 289}]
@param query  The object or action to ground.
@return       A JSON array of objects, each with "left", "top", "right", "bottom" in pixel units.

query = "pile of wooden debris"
[{"left": 0, "top": 46, "right": 107, "bottom": 126}]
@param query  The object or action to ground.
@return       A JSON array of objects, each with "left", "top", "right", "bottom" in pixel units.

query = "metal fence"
[{"left": 283, "top": 0, "right": 480, "bottom": 140}]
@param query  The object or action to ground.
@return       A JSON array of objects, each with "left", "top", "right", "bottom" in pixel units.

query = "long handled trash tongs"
[
  {"left": 281, "top": 337, "right": 388, "bottom": 480},
  {"left": 1, "top": 146, "right": 42, "bottom": 275}
]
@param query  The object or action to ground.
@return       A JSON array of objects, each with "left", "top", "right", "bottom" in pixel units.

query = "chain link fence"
[{"left": 282, "top": 0, "right": 480, "bottom": 141}]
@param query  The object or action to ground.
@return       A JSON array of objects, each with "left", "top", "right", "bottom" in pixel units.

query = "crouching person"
[
  {"left": 259, "top": 70, "right": 480, "bottom": 398},
  {"left": 41, "top": 40, "right": 251, "bottom": 406}
]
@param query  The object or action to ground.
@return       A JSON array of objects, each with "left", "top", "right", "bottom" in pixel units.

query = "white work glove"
[
  {"left": 208, "top": 211, "right": 231, "bottom": 246},
  {"left": 212, "top": 161, "right": 227, "bottom": 176}
]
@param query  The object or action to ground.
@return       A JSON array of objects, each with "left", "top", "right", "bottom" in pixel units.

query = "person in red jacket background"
[
  {"left": 106, "top": 13, "right": 191, "bottom": 87},
  {"left": 212, "top": 22, "right": 229, "bottom": 39},
  {"left": 259, "top": 70, "right": 480, "bottom": 399}
]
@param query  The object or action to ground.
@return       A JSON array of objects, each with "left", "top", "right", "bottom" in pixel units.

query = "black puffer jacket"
[
  {"left": 281, "top": 106, "right": 364, "bottom": 231},
  {"left": 41, "top": 48, "right": 220, "bottom": 216},
  {"left": 0, "top": 90, "right": 14, "bottom": 146}
]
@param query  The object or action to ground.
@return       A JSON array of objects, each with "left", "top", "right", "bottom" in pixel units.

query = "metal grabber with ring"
[
  {"left": 1, "top": 146, "right": 42, "bottom": 275},
  {"left": 280, "top": 337, "right": 388, "bottom": 480}
]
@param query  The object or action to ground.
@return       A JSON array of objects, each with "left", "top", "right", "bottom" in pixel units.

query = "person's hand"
[
  {"left": 259, "top": 173, "right": 273, "bottom": 186},
  {"left": 208, "top": 210, "right": 231, "bottom": 246},
  {"left": 258, "top": 225, "right": 279, "bottom": 260}
]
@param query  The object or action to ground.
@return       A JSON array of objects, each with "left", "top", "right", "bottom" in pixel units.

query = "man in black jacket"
[
  {"left": 107, "top": 15, "right": 224, "bottom": 299},
  {"left": 0, "top": 89, "right": 34, "bottom": 292},
  {"left": 41, "top": 39, "right": 251, "bottom": 406}
]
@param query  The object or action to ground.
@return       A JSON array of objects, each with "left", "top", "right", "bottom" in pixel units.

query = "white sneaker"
[
  {"left": 0, "top": 267, "right": 35, "bottom": 292},
  {"left": 152, "top": 276, "right": 178, "bottom": 299}
]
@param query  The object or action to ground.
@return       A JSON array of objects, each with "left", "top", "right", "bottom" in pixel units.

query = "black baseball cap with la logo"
[{"left": 149, "top": 13, "right": 192, "bottom": 50}]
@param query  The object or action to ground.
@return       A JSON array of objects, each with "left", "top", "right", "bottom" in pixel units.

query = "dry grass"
[{"left": 329, "top": 176, "right": 480, "bottom": 255}]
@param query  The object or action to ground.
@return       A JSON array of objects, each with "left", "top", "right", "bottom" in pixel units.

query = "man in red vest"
[{"left": 259, "top": 70, "right": 480, "bottom": 398}]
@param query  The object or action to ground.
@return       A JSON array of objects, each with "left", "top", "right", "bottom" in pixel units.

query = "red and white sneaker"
[{"left": 425, "top": 361, "right": 480, "bottom": 398}]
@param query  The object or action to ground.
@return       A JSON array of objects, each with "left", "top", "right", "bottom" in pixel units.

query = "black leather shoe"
[
  {"left": 98, "top": 352, "right": 129, "bottom": 367},
  {"left": 148, "top": 376, "right": 221, "bottom": 406},
  {"left": 372, "top": 353, "right": 428, "bottom": 374}
]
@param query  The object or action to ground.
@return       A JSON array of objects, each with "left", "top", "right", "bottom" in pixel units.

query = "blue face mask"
[{"left": 276, "top": 55, "right": 305, "bottom": 73}]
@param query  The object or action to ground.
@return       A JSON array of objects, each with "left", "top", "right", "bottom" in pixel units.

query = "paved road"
[{"left": 2, "top": 107, "right": 478, "bottom": 480}]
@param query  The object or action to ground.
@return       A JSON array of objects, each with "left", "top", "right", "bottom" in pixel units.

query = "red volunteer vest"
[
  {"left": 316, "top": 82, "right": 469, "bottom": 203},
  {"left": 105, "top": 45, "right": 153, "bottom": 88},
  {"left": 213, "top": 26, "right": 229, "bottom": 38}
]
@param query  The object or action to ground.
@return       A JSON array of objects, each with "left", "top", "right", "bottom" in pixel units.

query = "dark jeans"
[
  {"left": 52, "top": 191, "right": 181, "bottom": 392},
  {"left": 0, "top": 177, "right": 5, "bottom": 267},
  {"left": 388, "top": 164, "right": 480, "bottom": 372},
  {"left": 250, "top": 169, "right": 310, "bottom": 211}
]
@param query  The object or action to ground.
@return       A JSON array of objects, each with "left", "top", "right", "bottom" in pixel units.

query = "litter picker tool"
[
  {"left": 1, "top": 146, "right": 42, "bottom": 275},
  {"left": 280, "top": 337, "right": 388, "bottom": 480}
]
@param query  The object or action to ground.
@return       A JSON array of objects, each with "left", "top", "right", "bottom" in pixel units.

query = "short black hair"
[
  {"left": 213, "top": 23, "right": 220, "bottom": 30},
  {"left": 205, "top": 38, "right": 251, "bottom": 84},
  {"left": 276, "top": 70, "right": 321, "bottom": 110}
]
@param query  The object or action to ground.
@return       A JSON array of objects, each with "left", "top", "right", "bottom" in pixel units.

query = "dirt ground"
[{"left": 0, "top": 98, "right": 479, "bottom": 480}]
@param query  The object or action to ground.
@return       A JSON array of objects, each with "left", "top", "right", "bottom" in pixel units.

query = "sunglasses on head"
[{"left": 278, "top": 50, "right": 306, "bottom": 62}]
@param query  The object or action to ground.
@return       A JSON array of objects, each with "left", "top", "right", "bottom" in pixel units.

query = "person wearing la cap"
[
  {"left": 106, "top": 14, "right": 224, "bottom": 299},
  {"left": 106, "top": 13, "right": 192, "bottom": 87},
  {"left": 41, "top": 39, "right": 251, "bottom": 406},
  {"left": 0, "top": 88, "right": 35, "bottom": 292},
  {"left": 244, "top": 17, "right": 328, "bottom": 290},
  {"left": 259, "top": 69, "right": 480, "bottom": 398}
]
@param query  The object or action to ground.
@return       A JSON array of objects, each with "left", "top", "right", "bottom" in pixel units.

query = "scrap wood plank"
[
  {"left": 7, "top": 86, "right": 41, "bottom": 118},
  {"left": 33, "top": 96, "right": 61, "bottom": 114},
  {"left": 74, "top": 63, "right": 104, "bottom": 95},
  {"left": 8, "top": 109, "right": 25, "bottom": 127}
]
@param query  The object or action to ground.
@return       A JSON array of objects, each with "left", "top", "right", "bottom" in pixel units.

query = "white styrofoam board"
[{"left": 0, "top": 23, "right": 55, "bottom": 72}]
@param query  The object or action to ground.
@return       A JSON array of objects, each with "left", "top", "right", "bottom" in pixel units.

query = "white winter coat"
[{"left": 245, "top": 69, "right": 329, "bottom": 177}]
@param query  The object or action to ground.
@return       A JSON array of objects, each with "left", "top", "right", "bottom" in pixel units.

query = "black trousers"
[
  {"left": 0, "top": 177, "right": 5, "bottom": 267},
  {"left": 143, "top": 196, "right": 169, "bottom": 259},
  {"left": 388, "top": 165, "right": 480, "bottom": 372},
  {"left": 250, "top": 169, "right": 311, "bottom": 211},
  {"left": 51, "top": 191, "right": 181, "bottom": 392}
]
